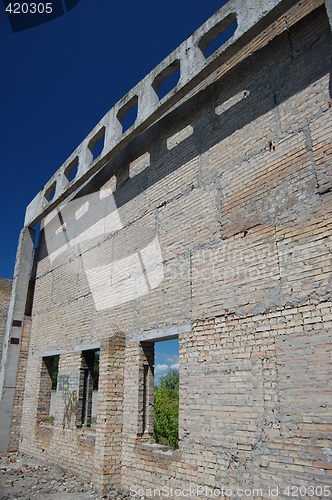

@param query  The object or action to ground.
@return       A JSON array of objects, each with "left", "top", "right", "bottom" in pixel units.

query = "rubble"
[{"left": 0, "top": 453, "right": 126, "bottom": 500}]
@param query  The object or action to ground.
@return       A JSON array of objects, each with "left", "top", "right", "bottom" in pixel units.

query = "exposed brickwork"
[
  {"left": 9, "top": 316, "right": 31, "bottom": 451},
  {"left": 0, "top": 278, "right": 12, "bottom": 366},
  {"left": 93, "top": 333, "right": 125, "bottom": 491},
  {"left": 15, "top": 1, "right": 332, "bottom": 496},
  {"left": 121, "top": 301, "right": 332, "bottom": 494}
]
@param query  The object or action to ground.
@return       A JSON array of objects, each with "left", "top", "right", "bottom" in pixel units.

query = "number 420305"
[{"left": 6, "top": 3, "right": 53, "bottom": 14}]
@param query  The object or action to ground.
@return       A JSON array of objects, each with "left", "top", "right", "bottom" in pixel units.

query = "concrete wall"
[
  {"left": 0, "top": 228, "right": 35, "bottom": 453},
  {"left": 0, "top": 279, "right": 12, "bottom": 366},
  {"left": 16, "top": 0, "right": 332, "bottom": 496}
]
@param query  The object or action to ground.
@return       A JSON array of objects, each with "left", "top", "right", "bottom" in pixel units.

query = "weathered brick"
[{"left": 2, "top": 0, "right": 330, "bottom": 496}]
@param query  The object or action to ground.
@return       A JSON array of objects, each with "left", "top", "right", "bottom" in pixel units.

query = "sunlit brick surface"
[{"left": 12, "top": 1, "right": 332, "bottom": 495}]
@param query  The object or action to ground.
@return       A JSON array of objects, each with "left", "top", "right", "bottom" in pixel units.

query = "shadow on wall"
[
  {"left": 94, "top": 5, "right": 332, "bottom": 213},
  {"left": 35, "top": 6, "right": 331, "bottom": 270}
]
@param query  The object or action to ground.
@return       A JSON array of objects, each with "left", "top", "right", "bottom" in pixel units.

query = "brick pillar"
[
  {"left": 138, "top": 342, "right": 154, "bottom": 437},
  {"left": 9, "top": 316, "right": 32, "bottom": 451},
  {"left": 93, "top": 332, "right": 125, "bottom": 492}
]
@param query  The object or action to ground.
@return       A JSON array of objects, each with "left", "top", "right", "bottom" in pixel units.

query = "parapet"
[{"left": 24, "top": 0, "right": 299, "bottom": 228}]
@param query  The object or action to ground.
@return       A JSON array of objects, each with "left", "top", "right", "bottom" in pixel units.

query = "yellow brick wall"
[{"left": 18, "top": 1, "right": 332, "bottom": 495}]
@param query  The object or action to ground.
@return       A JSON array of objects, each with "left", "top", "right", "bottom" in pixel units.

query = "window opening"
[
  {"left": 37, "top": 355, "right": 59, "bottom": 425},
  {"left": 77, "top": 349, "right": 99, "bottom": 427},
  {"left": 52, "top": 356, "right": 59, "bottom": 389},
  {"left": 49, "top": 355, "right": 59, "bottom": 423},
  {"left": 140, "top": 338, "right": 179, "bottom": 448}
]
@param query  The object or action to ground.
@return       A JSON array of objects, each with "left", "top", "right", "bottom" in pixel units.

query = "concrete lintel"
[
  {"left": 74, "top": 342, "right": 100, "bottom": 353},
  {"left": 131, "top": 323, "right": 192, "bottom": 343},
  {"left": 24, "top": 0, "right": 302, "bottom": 228},
  {"left": 39, "top": 349, "right": 67, "bottom": 358}
]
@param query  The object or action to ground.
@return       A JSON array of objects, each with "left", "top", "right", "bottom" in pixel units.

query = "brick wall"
[
  {"left": 18, "top": 0, "right": 332, "bottom": 496},
  {"left": 9, "top": 316, "right": 31, "bottom": 451}
]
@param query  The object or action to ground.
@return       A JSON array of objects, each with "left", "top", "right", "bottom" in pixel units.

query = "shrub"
[{"left": 153, "top": 369, "right": 179, "bottom": 448}]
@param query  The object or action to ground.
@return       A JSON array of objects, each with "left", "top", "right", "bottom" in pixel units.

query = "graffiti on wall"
[{"left": 58, "top": 375, "right": 79, "bottom": 426}]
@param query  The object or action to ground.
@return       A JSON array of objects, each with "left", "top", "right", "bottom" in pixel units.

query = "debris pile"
[{"left": 0, "top": 453, "right": 128, "bottom": 500}]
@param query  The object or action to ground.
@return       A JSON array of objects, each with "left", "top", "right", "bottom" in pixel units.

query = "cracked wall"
[{"left": 16, "top": 0, "right": 332, "bottom": 495}]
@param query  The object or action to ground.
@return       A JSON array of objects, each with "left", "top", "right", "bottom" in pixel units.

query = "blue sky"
[
  {"left": 0, "top": 0, "right": 228, "bottom": 279},
  {"left": 154, "top": 338, "right": 179, "bottom": 386},
  {"left": 1, "top": 1, "right": 230, "bottom": 376}
]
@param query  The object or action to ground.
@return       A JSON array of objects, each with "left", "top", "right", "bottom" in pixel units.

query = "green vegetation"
[
  {"left": 153, "top": 369, "right": 179, "bottom": 448},
  {"left": 159, "top": 368, "right": 179, "bottom": 390},
  {"left": 93, "top": 351, "right": 99, "bottom": 390}
]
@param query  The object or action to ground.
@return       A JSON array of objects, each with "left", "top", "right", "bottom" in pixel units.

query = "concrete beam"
[
  {"left": 38, "top": 349, "right": 67, "bottom": 358},
  {"left": 130, "top": 323, "right": 192, "bottom": 343},
  {"left": 24, "top": 0, "right": 301, "bottom": 228},
  {"left": 0, "top": 227, "right": 35, "bottom": 453},
  {"left": 74, "top": 341, "right": 100, "bottom": 352}
]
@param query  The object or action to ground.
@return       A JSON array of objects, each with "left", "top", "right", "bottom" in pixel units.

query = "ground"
[{"left": 0, "top": 453, "right": 126, "bottom": 500}]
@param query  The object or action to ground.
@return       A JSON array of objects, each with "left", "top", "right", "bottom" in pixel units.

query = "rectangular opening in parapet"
[
  {"left": 199, "top": 13, "right": 237, "bottom": 59},
  {"left": 44, "top": 182, "right": 56, "bottom": 202},
  {"left": 65, "top": 157, "right": 79, "bottom": 182},
  {"left": 89, "top": 127, "right": 105, "bottom": 162},
  {"left": 117, "top": 95, "right": 138, "bottom": 134},
  {"left": 153, "top": 60, "right": 180, "bottom": 101}
]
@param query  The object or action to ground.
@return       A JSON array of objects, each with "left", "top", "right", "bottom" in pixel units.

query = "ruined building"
[{"left": 0, "top": 0, "right": 331, "bottom": 495}]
